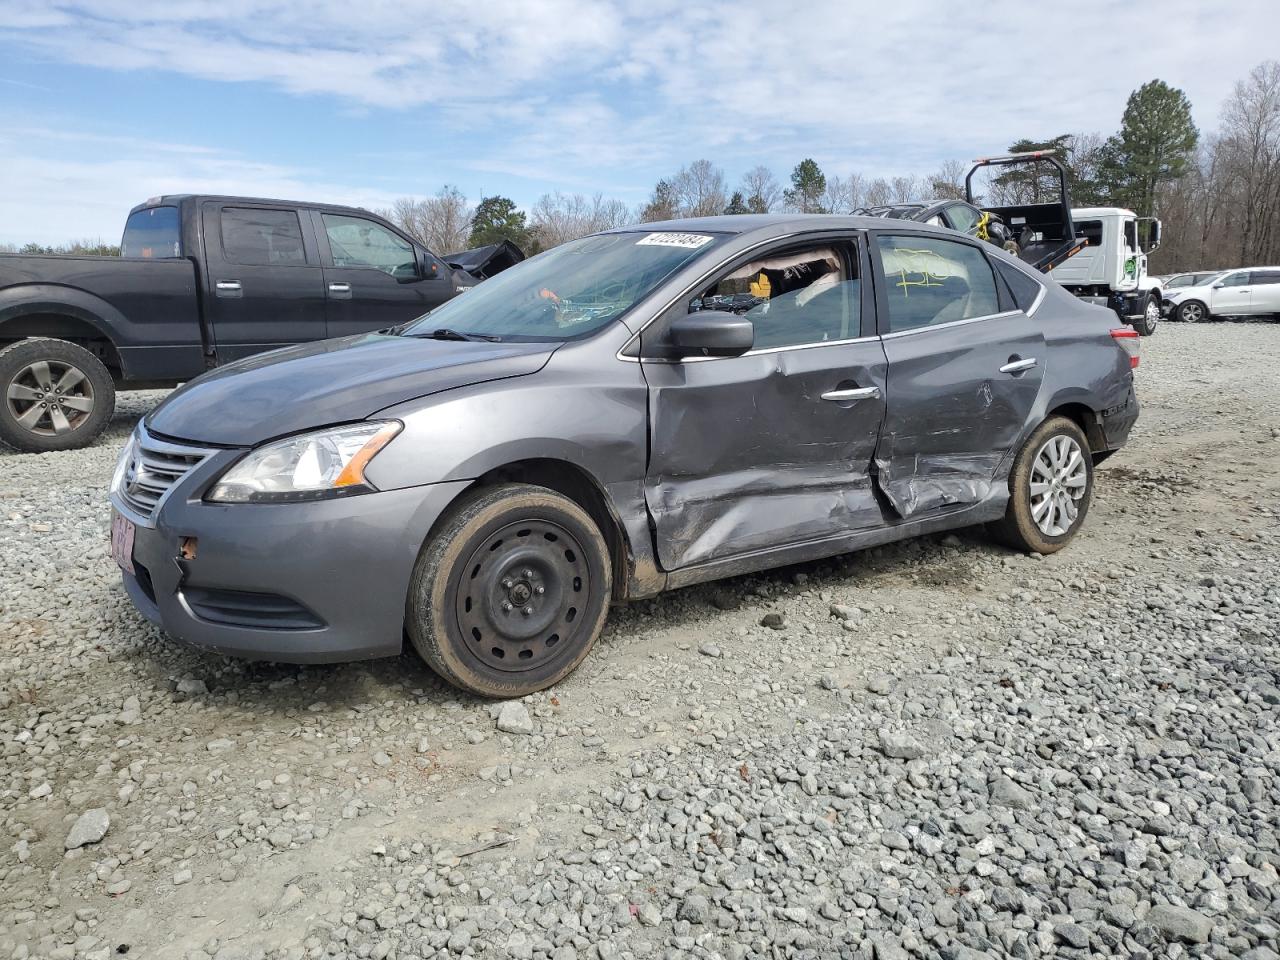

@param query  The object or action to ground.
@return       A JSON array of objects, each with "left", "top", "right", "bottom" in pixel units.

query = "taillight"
[{"left": 1110, "top": 328, "right": 1140, "bottom": 368}]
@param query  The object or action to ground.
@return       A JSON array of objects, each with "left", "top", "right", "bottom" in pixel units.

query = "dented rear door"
[
  {"left": 640, "top": 236, "right": 888, "bottom": 570},
  {"left": 870, "top": 232, "right": 1045, "bottom": 518}
]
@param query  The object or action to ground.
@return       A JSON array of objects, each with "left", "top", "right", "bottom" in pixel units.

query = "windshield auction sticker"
[{"left": 636, "top": 233, "right": 715, "bottom": 249}]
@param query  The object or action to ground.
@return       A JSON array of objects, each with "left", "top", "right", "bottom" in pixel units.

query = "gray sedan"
[{"left": 109, "top": 215, "right": 1140, "bottom": 697}]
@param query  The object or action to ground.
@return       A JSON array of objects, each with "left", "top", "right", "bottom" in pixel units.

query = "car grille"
[{"left": 116, "top": 429, "right": 213, "bottom": 522}]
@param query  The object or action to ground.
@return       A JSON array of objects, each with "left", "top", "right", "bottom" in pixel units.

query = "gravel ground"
[{"left": 1, "top": 322, "right": 1278, "bottom": 960}]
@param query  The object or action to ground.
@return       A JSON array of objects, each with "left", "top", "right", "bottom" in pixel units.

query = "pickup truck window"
[
  {"left": 220, "top": 208, "right": 308, "bottom": 266},
  {"left": 121, "top": 206, "right": 181, "bottom": 258},
  {"left": 322, "top": 214, "right": 416, "bottom": 279}
]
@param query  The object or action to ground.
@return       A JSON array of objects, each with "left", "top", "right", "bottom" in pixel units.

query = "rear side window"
[
  {"left": 1250, "top": 270, "right": 1280, "bottom": 285},
  {"left": 220, "top": 208, "right": 307, "bottom": 266},
  {"left": 121, "top": 206, "right": 181, "bottom": 258},
  {"left": 876, "top": 235, "right": 999, "bottom": 332},
  {"left": 993, "top": 256, "right": 1044, "bottom": 313}
]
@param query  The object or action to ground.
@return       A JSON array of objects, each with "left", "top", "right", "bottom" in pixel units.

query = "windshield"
[
  {"left": 402, "top": 231, "right": 727, "bottom": 341},
  {"left": 121, "top": 206, "right": 182, "bottom": 258}
]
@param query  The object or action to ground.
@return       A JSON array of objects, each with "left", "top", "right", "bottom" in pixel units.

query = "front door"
[
  {"left": 870, "top": 231, "right": 1046, "bottom": 518},
  {"left": 314, "top": 211, "right": 457, "bottom": 337},
  {"left": 200, "top": 202, "right": 328, "bottom": 363},
  {"left": 640, "top": 236, "right": 887, "bottom": 569},
  {"left": 1212, "top": 270, "right": 1254, "bottom": 315}
]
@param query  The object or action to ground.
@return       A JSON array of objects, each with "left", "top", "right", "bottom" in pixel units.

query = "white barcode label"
[{"left": 636, "top": 233, "right": 714, "bottom": 249}]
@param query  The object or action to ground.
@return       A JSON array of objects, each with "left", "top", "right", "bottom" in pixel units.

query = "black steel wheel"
[
  {"left": 408, "top": 483, "right": 611, "bottom": 697},
  {"left": 0, "top": 338, "right": 115, "bottom": 452}
]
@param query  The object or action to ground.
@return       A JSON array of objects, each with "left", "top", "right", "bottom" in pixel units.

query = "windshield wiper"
[{"left": 422, "top": 328, "right": 503, "bottom": 342}]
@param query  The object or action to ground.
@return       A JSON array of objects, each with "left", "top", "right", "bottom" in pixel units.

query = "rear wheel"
[
  {"left": 1131, "top": 294, "right": 1159, "bottom": 336},
  {"left": 0, "top": 338, "right": 115, "bottom": 452},
  {"left": 988, "top": 416, "right": 1093, "bottom": 554},
  {"left": 407, "top": 483, "right": 612, "bottom": 698},
  {"left": 1176, "top": 300, "right": 1207, "bottom": 323}
]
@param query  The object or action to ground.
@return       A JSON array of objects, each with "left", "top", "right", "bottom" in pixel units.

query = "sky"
[{"left": 1, "top": 0, "right": 1277, "bottom": 247}]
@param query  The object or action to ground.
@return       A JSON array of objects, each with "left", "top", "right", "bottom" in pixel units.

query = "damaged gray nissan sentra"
[{"left": 109, "top": 215, "right": 1140, "bottom": 697}]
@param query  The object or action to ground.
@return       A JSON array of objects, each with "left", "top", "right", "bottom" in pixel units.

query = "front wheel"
[
  {"left": 0, "top": 338, "right": 115, "bottom": 452},
  {"left": 1131, "top": 294, "right": 1159, "bottom": 336},
  {"left": 407, "top": 483, "right": 612, "bottom": 698},
  {"left": 1176, "top": 300, "right": 1208, "bottom": 324},
  {"left": 988, "top": 416, "right": 1094, "bottom": 554}
]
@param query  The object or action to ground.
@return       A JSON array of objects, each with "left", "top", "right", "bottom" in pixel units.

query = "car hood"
[{"left": 146, "top": 333, "right": 556, "bottom": 446}]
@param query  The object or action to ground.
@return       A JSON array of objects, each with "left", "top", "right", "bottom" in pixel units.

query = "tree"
[
  {"left": 467, "top": 195, "right": 532, "bottom": 250},
  {"left": 983, "top": 134, "right": 1108, "bottom": 206},
  {"left": 864, "top": 177, "right": 892, "bottom": 207},
  {"left": 387, "top": 186, "right": 474, "bottom": 253},
  {"left": 639, "top": 179, "right": 680, "bottom": 222},
  {"left": 739, "top": 165, "right": 781, "bottom": 213},
  {"left": 1218, "top": 61, "right": 1280, "bottom": 262},
  {"left": 671, "top": 160, "right": 727, "bottom": 218},
  {"left": 1095, "top": 80, "right": 1199, "bottom": 216},
  {"left": 530, "top": 192, "right": 631, "bottom": 248},
  {"left": 723, "top": 191, "right": 750, "bottom": 215},
  {"left": 927, "top": 160, "right": 967, "bottom": 201},
  {"left": 784, "top": 159, "right": 827, "bottom": 213}
]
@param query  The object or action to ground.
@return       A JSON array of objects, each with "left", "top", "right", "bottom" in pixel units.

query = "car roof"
[
  {"left": 605, "top": 213, "right": 952, "bottom": 239},
  {"left": 128, "top": 195, "right": 382, "bottom": 217}
]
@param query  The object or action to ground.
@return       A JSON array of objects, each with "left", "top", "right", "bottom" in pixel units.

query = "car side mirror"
[
  {"left": 668, "top": 311, "right": 754, "bottom": 358},
  {"left": 1213, "top": 282, "right": 1226, "bottom": 289}
]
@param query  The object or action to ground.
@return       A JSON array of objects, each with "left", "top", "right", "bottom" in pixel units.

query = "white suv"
[{"left": 1163, "top": 267, "right": 1280, "bottom": 322}]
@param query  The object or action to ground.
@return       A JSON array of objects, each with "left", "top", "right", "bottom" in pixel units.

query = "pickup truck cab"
[{"left": 0, "top": 195, "right": 505, "bottom": 452}]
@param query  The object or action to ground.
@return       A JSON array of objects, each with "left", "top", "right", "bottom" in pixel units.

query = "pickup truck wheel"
[
  {"left": 407, "top": 483, "right": 612, "bottom": 698},
  {"left": 1176, "top": 300, "right": 1207, "bottom": 323},
  {"left": 1132, "top": 294, "right": 1159, "bottom": 336},
  {"left": 988, "top": 416, "right": 1093, "bottom": 555},
  {"left": 0, "top": 339, "right": 115, "bottom": 453}
]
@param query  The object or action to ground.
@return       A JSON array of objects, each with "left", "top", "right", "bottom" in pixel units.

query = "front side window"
[
  {"left": 402, "top": 231, "right": 729, "bottom": 342},
  {"left": 121, "top": 206, "right": 181, "bottom": 258},
  {"left": 220, "top": 208, "right": 306, "bottom": 266},
  {"left": 690, "top": 243, "right": 859, "bottom": 349},
  {"left": 876, "top": 234, "right": 1000, "bottom": 332},
  {"left": 945, "top": 203, "right": 980, "bottom": 233},
  {"left": 322, "top": 214, "right": 416, "bottom": 278},
  {"left": 1219, "top": 272, "right": 1250, "bottom": 287}
]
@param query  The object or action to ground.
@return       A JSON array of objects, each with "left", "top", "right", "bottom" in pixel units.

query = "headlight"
[
  {"left": 206, "top": 422, "right": 401, "bottom": 503},
  {"left": 110, "top": 434, "right": 137, "bottom": 495}
]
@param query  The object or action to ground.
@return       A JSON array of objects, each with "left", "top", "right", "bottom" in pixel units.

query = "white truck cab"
[{"left": 1049, "top": 207, "right": 1163, "bottom": 334}]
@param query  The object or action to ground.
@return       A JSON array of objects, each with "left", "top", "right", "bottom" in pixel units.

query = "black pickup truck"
[{"left": 0, "top": 195, "right": 519, "bottom": 452}]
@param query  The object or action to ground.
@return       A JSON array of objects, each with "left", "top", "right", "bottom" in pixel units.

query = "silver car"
[{"left": 110, "top": 215, "right": 1140, "bottom": 697}]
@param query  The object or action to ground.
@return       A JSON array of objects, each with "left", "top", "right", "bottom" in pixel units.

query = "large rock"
[
  {"left": 65, "top": 808, "right": 110, "bottom": 849},
  {"left": 496, "top": 701, "right": 534, "bottom": 735},
  {"left": 990, "top": 776, "right": 1034, "bottom": 810},
  {"left": 878, "top": 730, "right": 925, "bottom": 760},
  {"left": 1147, "top": 904, "right": 1213, "bottom": 944}
]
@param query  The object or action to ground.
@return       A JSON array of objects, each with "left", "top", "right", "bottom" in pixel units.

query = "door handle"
[
  {"left": 327, "top": 281, "right": 352, "bottom": 300},
  {"left": 821, "top": 386, "right": 881, "bottom": 402},
  {"left": 214, "top": 280, "right": 242, "bottom": 299},
  {"left": 999, "top": 357, "right": 1038, "bottom": 374}
]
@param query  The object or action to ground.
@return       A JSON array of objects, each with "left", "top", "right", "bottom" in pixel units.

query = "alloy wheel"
[
  {"left": 1144, "top": 298, "right": 1160, "bottom": 331},
  {"left": 454, "top": 517, "right": 593, "bottom": 673},
  {"left": 1181, "top": 302, "right": 1204, "bottom": 323},
  {"left": 1029, "top": 434, "right": 1088, "bottom": 537},
  {"left": 5, "top": 360, "right": 96, "bottom": 437}
]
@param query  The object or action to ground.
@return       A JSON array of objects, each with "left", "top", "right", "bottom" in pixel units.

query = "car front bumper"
[{"left": 112, "top": 432, "right": 470, "bottom": 663}]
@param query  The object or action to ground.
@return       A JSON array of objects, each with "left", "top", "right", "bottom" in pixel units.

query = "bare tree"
[
  {"left": 671, "top": 160, "right": 727, "bottom": 218},
  {"left": 739, "top": 165, "right": 782, "bottom": 213},
  {"left": 820, "top": 173, "right": 862, "bottom": 214},
  {"left": 386, "top": 187, "right": 473, "bottom": 253},
  {"left": 530, "top": 192, "right": 632, "bottom": 248},
  {"left": 864, "top": 177, "right": 892, "bottom": 207},
  {"left": 890, "top": 175, "right": 922, "bottom": 204},
  {"left": 927, "top": 159, "right": 967, "bottom": 200}
]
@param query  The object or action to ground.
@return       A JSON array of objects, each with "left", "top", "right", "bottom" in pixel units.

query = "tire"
[
  {"left": 0, "top": 338, "right": 115, "bottom": 453},
  {"left": 1176, "top": 300, "right": 1207, "bottom": 324},
  {"left": 1131, "top": 294, "right": 1159, "bottom": 336},
  {"left": 407, "top": 483, "right": 612, "bottom": 698},
  {"left": 988, "top": 416, "right": 1094, "bottom": 555}
]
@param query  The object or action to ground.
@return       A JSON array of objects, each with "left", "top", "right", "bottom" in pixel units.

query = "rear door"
[
  {"left": 870, "top": 231, "right": 1045, "bottom": 518},
  {"left": 200, "top": 202, "right": 327, "bottom": 362},
  {"left": 313, "top": 211, "right": 456, "bottom": 337},
  {"left": 1248, "top": 269, "right": 1280, "bottom": 314},
  {"left": 1212, "top": 270, "right": 1253, "bottom": 314},
  {"left": 640, "top": 235, "right": 888, "bottom": 569}
]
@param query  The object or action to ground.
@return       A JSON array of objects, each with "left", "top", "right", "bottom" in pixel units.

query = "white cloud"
[{"left": 2, "top": 0, "right": 1278, "bottom": 242}]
